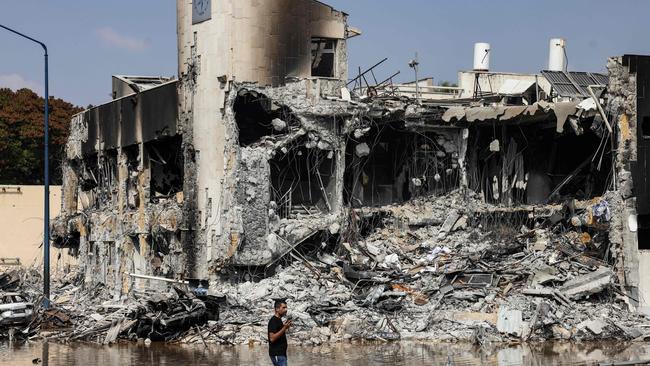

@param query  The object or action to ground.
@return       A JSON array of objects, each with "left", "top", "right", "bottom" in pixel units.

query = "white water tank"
[
  {"left": 473, "top": 42, "right": 490, "bottom": 71},
  {"left": 548, "top": 38, "right": 566, "bottom": 71}
]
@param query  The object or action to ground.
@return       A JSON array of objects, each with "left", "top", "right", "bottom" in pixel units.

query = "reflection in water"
[{"left": 1, "top": 341, "right": 650, "bottom": 366}]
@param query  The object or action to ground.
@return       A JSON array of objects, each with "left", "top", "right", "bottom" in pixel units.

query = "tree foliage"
[{"left": 0, "top": 88, "right": 82, "bottom": 184}]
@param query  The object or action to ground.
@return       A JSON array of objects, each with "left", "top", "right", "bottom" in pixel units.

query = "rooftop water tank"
[
  {"left": 548, "top": 38, "right": 566, "bottom": 71},
  {"left": 473, "top": 43, "right": 491, "bottom": 71}
]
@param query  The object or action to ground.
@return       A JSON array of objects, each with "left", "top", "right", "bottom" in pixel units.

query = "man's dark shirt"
[{"left": 268, "top": 315, "right": 287, "bottom": 356}]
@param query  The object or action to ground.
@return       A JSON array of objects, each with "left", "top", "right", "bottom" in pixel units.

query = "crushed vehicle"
[{"left": 0, "top": 292, "right": 34, "bottom": 327}]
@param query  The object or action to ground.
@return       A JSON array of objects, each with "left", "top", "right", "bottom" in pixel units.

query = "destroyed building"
[
  {"left": 49, "top": 0, "right": 650, "bottom": 343},
  {"left": 52, "top": 0, "right": 353, "bottom": 292}
]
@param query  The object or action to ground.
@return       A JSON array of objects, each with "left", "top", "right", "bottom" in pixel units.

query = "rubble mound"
[{"left": 5, "top": 191, "right": 649, "bottom": 346}]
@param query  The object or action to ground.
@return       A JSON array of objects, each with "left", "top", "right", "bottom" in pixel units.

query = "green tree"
[
  {"left": 438, "top": 81, "right": 459, "bottom": 94},
  {"left": 0, "top": 88, "right": 82, "bottom": 184}
]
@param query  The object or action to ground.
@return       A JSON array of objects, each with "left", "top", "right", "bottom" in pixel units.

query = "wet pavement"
[{"left": 2, "top": 341, "right": 650, "bottom": 365}]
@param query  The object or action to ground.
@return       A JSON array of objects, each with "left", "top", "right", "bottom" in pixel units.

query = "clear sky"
[{"left": 1, "top": 0, "right": 649, "bottom": 107}]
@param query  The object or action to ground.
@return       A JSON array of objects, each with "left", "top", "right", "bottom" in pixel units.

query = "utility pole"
[{"left": 0, "top": 24, "right": 50, "bottom": 308}]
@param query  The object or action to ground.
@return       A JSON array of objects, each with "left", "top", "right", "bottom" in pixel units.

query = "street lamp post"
[{"left": 0, "top": 24, "right": 50, "bottom": 308}]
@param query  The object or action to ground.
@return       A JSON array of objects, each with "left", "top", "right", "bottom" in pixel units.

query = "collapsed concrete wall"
[
  {"left": 219, "top": 80, "right": 355, "bottom": 267},
  {"left": 606, "top": 55, "right": 650, "bottom": 312}
]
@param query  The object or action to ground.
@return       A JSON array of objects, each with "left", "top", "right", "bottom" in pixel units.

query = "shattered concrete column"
[
  {"left": 606, "top": 56, "right": 640, "bottom": 309},
  {"left": 137, "top": 146, "right": 152, "bottom": 260},
  {"left": 60, "top": 162, "right": 79, "bottom": 216},
  {"left": 232, "top": 148, "right": 272, "bottom": 264},
  {"left": 458, "top": 128, "right": 469, "bottom": 195},
  {"left": 61, "top": 113, "right": 86, "bottom": 216}
]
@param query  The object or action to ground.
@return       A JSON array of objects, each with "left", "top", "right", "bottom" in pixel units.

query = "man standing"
[{"left": 268, "top": 299, "right": 292, "bottom": 366}]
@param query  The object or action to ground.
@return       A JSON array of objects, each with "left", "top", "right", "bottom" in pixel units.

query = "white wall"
[{"left": 457, "top": 71, "right": 552, "bottom": 99}]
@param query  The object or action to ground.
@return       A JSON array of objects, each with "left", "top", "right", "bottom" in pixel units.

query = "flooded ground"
[{"left": 2, "top": 341, "right": 650, "bottom": 366}]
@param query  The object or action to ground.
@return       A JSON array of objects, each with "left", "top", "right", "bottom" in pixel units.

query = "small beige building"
[{"left": 0, "top": 185, "right": 75, "bottom": 275}]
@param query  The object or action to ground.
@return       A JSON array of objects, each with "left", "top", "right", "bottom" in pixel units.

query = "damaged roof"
[
  {"left": 441, "top": 100, "right": 586, "bottom": 132},
  {"left": 112, "top": 75, "right": 174, "bottom": 94}
]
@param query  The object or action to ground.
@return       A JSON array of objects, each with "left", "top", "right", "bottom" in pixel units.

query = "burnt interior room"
[
  {"left": 234, "top": 90, "right": 296, "bottom": 146},
  {"left": 344, "top": 122, "right": 460, "bottom": 207},
  {"left": 99, "top": 150, "right": 118, "bottom": 204},
  {"left": 150, "top": 230, "right": 180, "bottom": 276},
  {"left": 146, "top": 135, "right": 184, "bottom": 200},
  {"left": 311, "top": 38, "right": 336, "bottom": 78},
  {"left": 79, "top": 154, "right": 98, "bottom": 192},
  {"left": 80, "top": 152, "right": 118, "bottom": 209},
  {"left": 466, "top": 119, "right": 611, "bottom": 205},
  {"left": 53, "top": 227, "right": 81, "bottom": 249},
  {"left": 270, "top": 143, "right": 335, "bottom": 218}
]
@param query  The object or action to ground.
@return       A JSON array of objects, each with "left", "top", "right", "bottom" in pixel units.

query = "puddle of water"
[{"left": 1, "top": 341, "right": 650, "bottom": 366}]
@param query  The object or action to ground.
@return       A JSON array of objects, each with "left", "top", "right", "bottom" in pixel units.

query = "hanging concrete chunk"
[
  {"left": 355, "top": 143, "right": 370, "bottom": 157},
  {"left": 489, "top": 139, "right": 500, "bottom": 152},
  {"left": 271, "top": 118, "right": 287, "bottom": 131}
]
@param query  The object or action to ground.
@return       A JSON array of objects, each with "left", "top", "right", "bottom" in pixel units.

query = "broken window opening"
[
  {"left": 124, "top": 144, "right": 140, "bottom": 171},
  {"left": 53, "top": 229, "right": 81, "bottom": 249},
  {"left": 467, "top": 121, "right": 611, "bottom": 206},
  {"left": 80, "top": 151, "right": 118, "bottom": 209},
  {"left": 152, "top": 231, "right": 175, "bottom": 256},
  {"left": 642, "top": 116, "right": 650, "bottom": 139},
  {"left": 146, "top": 135, "right": 184, "bottom": 202},
  {"left": 129, "top": 235, "right": 141, "bottom": 254},
  {"left": 234, "top": 91, "right": 297, "bottom": 146},
  {"left": 124, "top": 145, "right": 141, "bottom": 209},
  {"left": 100, "top": 150, "right": 118, "bottom": 200},
  {"left": 80, "top": 154, "right": 99, "bottom": 192},
  {"left": 344, "top": 123, "right": 460, "bottom": 207},
  {"left": 286, "top": 231, "right": 333, "bottom": 261},
  {"left": 311, "top": 38, "right": 336, "bottom": 78},
  {"left": 639, "top": 215, "right": 650, "bottom": 250},
  {"left": 271, "top": 143, "right": 336, "bottom": 219}
]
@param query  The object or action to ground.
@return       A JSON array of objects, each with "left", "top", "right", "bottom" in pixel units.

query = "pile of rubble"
[
  {"left": 0, "top": 268, "right": 220, "bottom": 344},
  {"left": 3, "top": 189, "right": 649, "bottom": 346},
  {"left": 194, "top": 189, "right": 649, "bottom": 346},
  {"left": 39, "top": 284, "right": 221, "bottom": 344}
]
